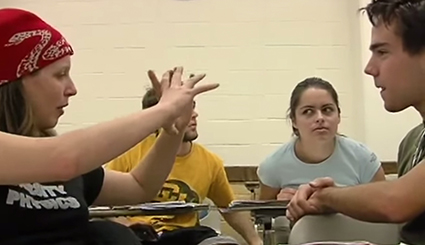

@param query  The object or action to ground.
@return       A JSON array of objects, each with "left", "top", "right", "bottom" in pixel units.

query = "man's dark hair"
[
  {"left": 360, "top": 0, "right": 425, "bottom": 55},
  {"left": 142, "top": 88, "right": 158, "bottom": 109}
]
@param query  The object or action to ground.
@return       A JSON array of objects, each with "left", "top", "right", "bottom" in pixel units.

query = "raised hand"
[
  {"left": 147, "top": 69, "right": 178, "bottom": 135},
  {"left": 148, "top": 67, "right": 218, "bottom": 134}
]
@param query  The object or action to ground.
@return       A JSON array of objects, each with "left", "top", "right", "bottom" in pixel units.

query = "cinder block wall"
[{"left": 3, "top": 0, "right": 364, "bottom": 166}]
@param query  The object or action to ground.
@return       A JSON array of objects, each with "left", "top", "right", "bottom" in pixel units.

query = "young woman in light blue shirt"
[{"left": 258, "top": 77, "right": 386, "bottom": 202}]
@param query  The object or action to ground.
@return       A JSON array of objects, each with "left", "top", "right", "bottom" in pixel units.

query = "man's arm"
[{"left": 315, "top": 162, "right": 425, "bottom": 223}]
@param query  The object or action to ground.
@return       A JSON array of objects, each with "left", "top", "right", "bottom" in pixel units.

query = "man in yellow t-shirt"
[{"left": 106, "top": 88, "right": 262, "bottom": 245}]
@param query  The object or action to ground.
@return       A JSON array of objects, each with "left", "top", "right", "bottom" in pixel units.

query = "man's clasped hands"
[{"left": 279, "top": 177, "right": 337, "bottom": 223}]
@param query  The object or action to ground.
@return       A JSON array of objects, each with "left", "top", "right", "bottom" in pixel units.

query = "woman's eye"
[
  {"left": 323, "top": 107, "right": 331, "bottom": 112},
  {"left": 55, "top": 72, "right": 67, "bottom": 79}
]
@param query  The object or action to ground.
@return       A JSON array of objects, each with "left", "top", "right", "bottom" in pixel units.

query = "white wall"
[{"left": 2, "top": 0, "right": 421, "bottom": 164}]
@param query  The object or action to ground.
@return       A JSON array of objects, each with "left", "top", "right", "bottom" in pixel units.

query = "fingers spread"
[
  {"left": 161, "top": 70, "right": 172, "bottom": 91},
  {"left": 184, "top": 73, "right": 206, "bottom": 88},
  {"left": 170, "top": 66, "right": 183, "bottom": 87},
  {"left": 148, "top": 70, "right": 162, "bottom": 99},
  {"left": 193, "top": 83, "right": 220, "bottom": 95}
]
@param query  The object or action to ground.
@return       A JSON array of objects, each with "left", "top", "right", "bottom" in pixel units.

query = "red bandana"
[{"left": 0, "top": 8, "right": 74, "bottom": 85}]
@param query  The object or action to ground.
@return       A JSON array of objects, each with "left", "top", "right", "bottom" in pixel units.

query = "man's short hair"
[
  {"left": 142, "top": 88, "right": 158, "bottom": 109},
  {"left": 360, "top": 0, "right": 425, "bottom": 55}
]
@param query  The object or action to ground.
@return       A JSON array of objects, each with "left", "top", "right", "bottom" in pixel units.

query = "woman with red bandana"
[{"left": 0, "top": 8, "right": 218, "bottom": 245}]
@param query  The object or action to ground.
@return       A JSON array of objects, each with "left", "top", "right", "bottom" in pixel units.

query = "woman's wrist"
[{"left": 152, "top": 103, "right": 177, "bottom": 127}]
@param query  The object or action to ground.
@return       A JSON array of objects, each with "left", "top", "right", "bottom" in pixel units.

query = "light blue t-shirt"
[{"left": 257, "top": 135, "right": 381, "bottom": 189}]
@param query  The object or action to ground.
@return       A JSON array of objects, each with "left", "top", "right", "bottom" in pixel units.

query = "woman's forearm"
[
  {"left": 59, "top": 105, "right": 174, "bottom": 179},
  {"left": 0, "top": 104, "right": 173, "bottom": 185},
  {"left": 130, "top": 131, "right": 184, "bottom": 202}
]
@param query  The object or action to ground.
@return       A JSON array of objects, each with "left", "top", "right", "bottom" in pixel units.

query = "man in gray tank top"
[{"left": 286, "top": 1, "right": 425, "bottom": 244}]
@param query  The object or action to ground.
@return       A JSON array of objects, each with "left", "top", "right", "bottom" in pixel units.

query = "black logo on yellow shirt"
[{"left": 155, "top": 179, "right": 199, "bottom": 203}]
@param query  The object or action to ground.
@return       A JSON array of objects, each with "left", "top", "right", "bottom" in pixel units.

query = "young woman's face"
[
  {"left": 22, "top": 55, "right": 77, "bottom": 130},
  {"left": 292, "top": 88, "right": 340, "bottom": 142}
]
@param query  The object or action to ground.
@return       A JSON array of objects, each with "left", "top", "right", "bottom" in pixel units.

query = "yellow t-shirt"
[{"left": 105, "top": 134, "right": 235, "bottom": 232}]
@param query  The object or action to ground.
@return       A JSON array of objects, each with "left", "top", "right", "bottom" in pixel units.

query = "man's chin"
[
  {"left": 183, "top": 133, "right": 198, "bottom": 142},
  {"left": 384, "top": 102, "right": 409, "bottom": 113}
]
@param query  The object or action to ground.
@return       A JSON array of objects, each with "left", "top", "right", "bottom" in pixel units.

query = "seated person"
[
  {"left": 0, "top": 8, "right": 219, "bottom": 245},
  {"left": 106, "top": 88, "right": 262, "bottom": 245},
  {"left": 283, "top": 2, "right": 425, "bottom": 245},
  {"left": 257, "top": 77, "right": 386, "bottom": 202}
]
